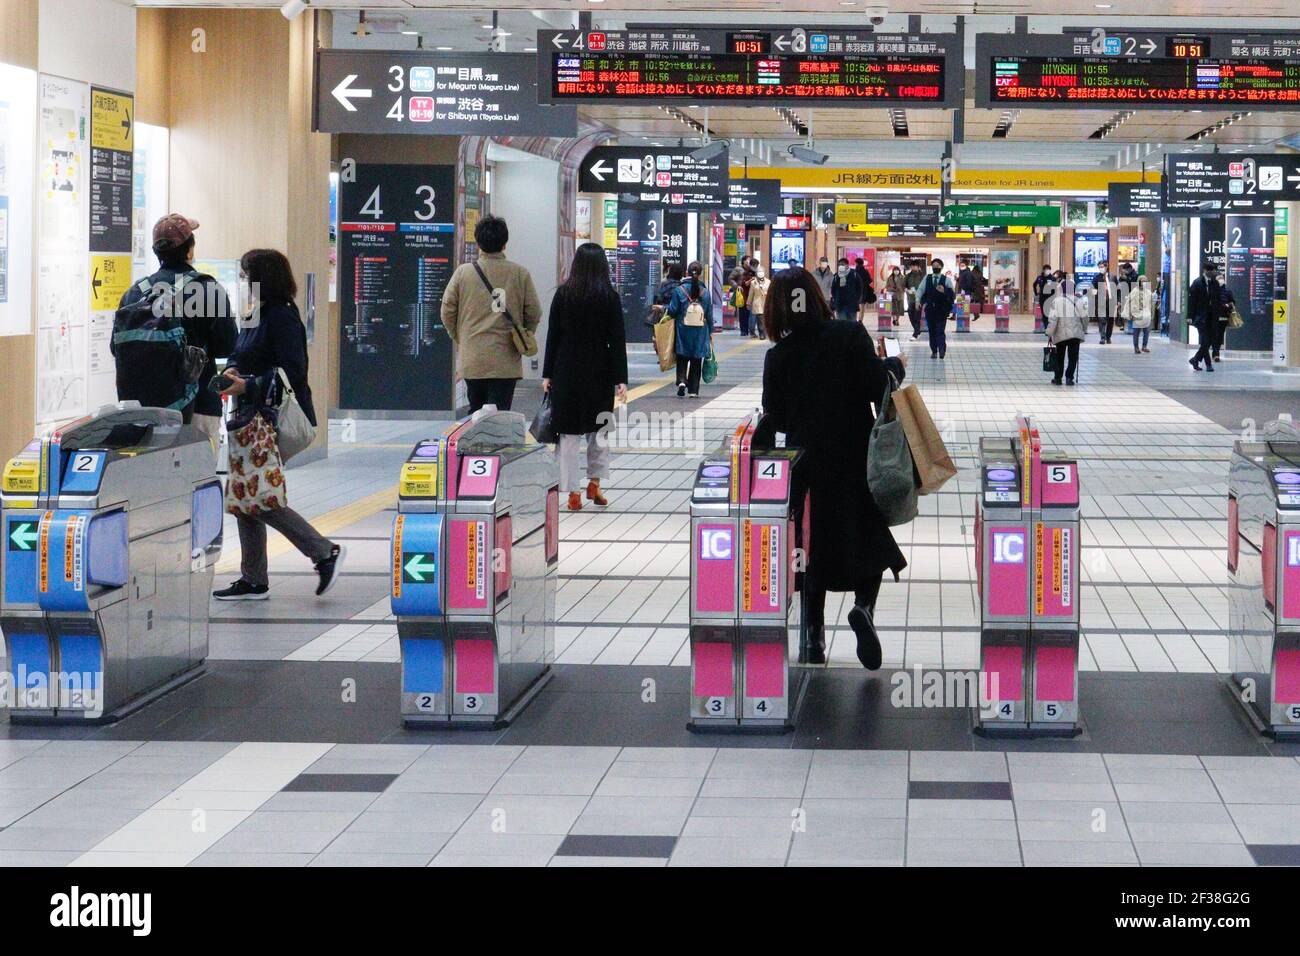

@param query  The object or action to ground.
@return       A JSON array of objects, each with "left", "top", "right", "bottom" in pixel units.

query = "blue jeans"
[
  {"left": 926, "top": 315, "right": 948, "bottom": 355},
  {"left": 1131, "top": 325, "right": 1149, "bottom": 351}
]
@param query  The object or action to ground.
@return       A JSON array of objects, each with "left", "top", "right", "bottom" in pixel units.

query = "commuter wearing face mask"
[
  {"left": 829, "top": 257, "right": 862, "bottom": 322},
  {"left": 918, "top": 257, "right": 957, "bottom": 359},
  {"left": 747, "top": 262, "right": 771, "bottom": 339},
  {"left": 812, "top": 256, "right": 835, "bottom": 303}
]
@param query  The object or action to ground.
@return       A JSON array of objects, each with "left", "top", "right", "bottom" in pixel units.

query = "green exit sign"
[{"left": 941, "top": 204, "right": 1061, "bottom": 228}]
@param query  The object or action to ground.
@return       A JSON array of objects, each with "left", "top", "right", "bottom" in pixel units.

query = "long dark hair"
[
  {"left": 560, "top": 242, "right": 615, "bottom": 311},
  {"left": 686, "top": 261, "right": 704, "bottom": 300},
  {"left": 240, "top": 248, "right": 297, "bottom": 304},
  {"left": 763, "top": 266, "right": 831, "bottom": 341}
]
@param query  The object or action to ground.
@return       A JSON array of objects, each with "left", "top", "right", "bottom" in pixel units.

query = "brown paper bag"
[
  {"left": 653, "top": 316, "right": 677, "bottom": 372},
  {"left": 892, "top": 383, "right": 957, "bottom": 495}
]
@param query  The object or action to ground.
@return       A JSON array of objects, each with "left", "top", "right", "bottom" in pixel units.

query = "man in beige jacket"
[{"left": 441, "top": 215, "right": 543, "bottom": 412}]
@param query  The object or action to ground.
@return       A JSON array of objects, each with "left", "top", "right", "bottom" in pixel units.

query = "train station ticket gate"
[
  {"left": 0, "top": 403, "right": 222, "bottom": 723},
  {"left": 688, "top": 414, "right": 806, "bottom": 732},
  {"left": 390, "top": 409, "right": 558, "bottom": 728},
  {"left": 994, "top": 295, "right": 1012, "bottom": 333},
  {"left": 975, "top": 416, "right": 1082, "bottom": 736},
  {"left": 1226, "top": 437, "right": 1300, "bottom": 737}
]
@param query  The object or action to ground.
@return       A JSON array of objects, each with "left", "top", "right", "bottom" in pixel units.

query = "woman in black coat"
[
  {"left": 542, "top": 242, "right": 629, "bottom": 511},
  {"left": 761, "top": 266, "right": 907, "bottom": 669}
]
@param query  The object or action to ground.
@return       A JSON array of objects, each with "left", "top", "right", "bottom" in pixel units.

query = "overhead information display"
[
  {"left": 1164, "top": 153, "right": 1300, "bottom": 213},
  {"left": 976, "top": 31, "right": 1300, "bottom": 109},
  {"left": 580, "top": 145, "right": 728, "bottom": 209},
  {"left": 716, "top": 179, "right": 782, "bottom": 224},
  {"left": 539, "top": 28, "right": 962, "bottom": 107},
  {"left": 314, "top": 51, "right": 577, "bottom": 137},
  {"left": 1108, "top": 182, "right": 1164, "bottom": 217}
]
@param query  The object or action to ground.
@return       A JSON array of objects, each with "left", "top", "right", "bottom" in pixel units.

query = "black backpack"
[{"left": 111, "top": 276, "right": 208, "bottom": 412}]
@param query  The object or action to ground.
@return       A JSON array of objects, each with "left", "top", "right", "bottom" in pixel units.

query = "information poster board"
[
  {"left": 36, "top": 75, "right": 90, "bottom": 426},
  {"left": 1225, "top": 212, "right": 1274, "bottom": 352},
  {"left": 338, "top": 163, "right": 457, "bottom": 412},
  {"left": 87, "top": 87, "right": 133, "bottom": 412},
  {"left": 1275, "top": 207, "right": 1289, "bottom": 368},
  {"left": 614, "top": 205, "right": 662, "bottom": 344},
  {"left": 0, "top": 64, "right": 36, "bottom": 338}
]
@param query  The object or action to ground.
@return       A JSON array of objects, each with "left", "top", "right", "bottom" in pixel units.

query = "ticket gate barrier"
[
  {"left": 994, "top": 296, "right": 1011, "bottom": 333},
  {"left": 1226, "top": 437, "right": 1300, "bottom": 737},
  {"left": 0, "top": 403, "right": 222, "bottom": 723},
  {"left": 974, "top": 416, "right": 1081, "bottom": 736},
  {"left": 1033, "top": 302, "right": 1045, "bottom": 334},
  {"left": 688, "top": 414, "right": 807, "bottom": 732},
  {"left": 877, "top": 294, "right": 896, "bottom": 334},
  {"left": 391, "top": 409, "right": 557, "bottom": 728},
  {"left": 954, "top": 294, "right": 972, "bottom": 333}
]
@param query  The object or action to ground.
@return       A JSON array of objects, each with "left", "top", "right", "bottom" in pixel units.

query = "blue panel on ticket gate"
[
  {"left": 37, "top": 511, "right": 91, "bottom": 613},
  {"left": 400, "top": 637, "right": 445, "bottom": 694},
  {"left": 59, "top": 451, "right": 106, "bottom": 495},
  {"left": 58, "top": 633, "right": 103, "bottom": 691},
  {"left": 391, "top": 513, "right": 443, "bottom": 617},
  {"left": 8, "top": 631, "right": 51, "bottom": 696},
  {"left": 4, "top": 514, "right": 42, "bottom": 606}
]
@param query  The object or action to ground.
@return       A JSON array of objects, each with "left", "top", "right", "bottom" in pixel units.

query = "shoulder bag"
[
  {"left": 272, "top": 368, "right": 316, "bottom": 463},
  {"left": 472, "top": 262, "right": 538, "bottom": 357},
  {"left": 867, "top": 374, "right": 919, "bottom": 527}
]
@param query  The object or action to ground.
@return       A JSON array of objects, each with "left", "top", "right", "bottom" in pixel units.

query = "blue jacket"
[{"left": 667, "top": 282, "right": 712, "bottom": 359}]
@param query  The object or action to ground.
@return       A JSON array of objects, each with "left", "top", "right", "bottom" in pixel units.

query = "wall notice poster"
[
  {"left": 37, "top": 75, "right": 90, "bottom": 426},
  {"left": 614, "top": 204, "right": 662, "bottom": 344},
  {"left": 1225, "top": 212, "right": 1274, "bottom": 353},
  {"left": 1275, "top": 207, "right": 1288, "bottom": 368},
  {"left": 0, "top": 64, "right": 36, "bottom": 337},
  {"left": 338, "top": 163, "right": 457, "bottom": 412},
  {"left": 87, "top": 86, "right": 133, "bottom": 412},
  {"left": 990, "top": 249, "right": 1021, "bottom": 305}
]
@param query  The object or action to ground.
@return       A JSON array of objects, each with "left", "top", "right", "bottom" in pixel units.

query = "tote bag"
[
  {"left": 893, "top": 383, "right": 958, "bottom": 495},
  {"left": 225, "top": 412, "right": 287, "bottom": 515},
  {"left": 867, "top": 374, "right": 919, "bottom": 527},
  {"left": 273, "top": 368, "right": 316, "bottom": 463}
]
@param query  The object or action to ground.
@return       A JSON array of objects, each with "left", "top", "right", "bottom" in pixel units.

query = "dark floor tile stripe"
[
  {"left": 908, "top": 781, "right": 1013, "bottom": 801},
  {"left": 555, "top": 834, "right": 677, "bottom": 858},
  {"left": 282, "top": 773, "right": 398, "bottom": 793},
  {"left": 1247, "top": 844, "right": 1300, "bottom": 866}
]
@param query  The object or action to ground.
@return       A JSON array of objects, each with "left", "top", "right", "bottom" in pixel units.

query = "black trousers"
[
  {"left": 465, "top": 378, "right": 517, "bottom": 413},
  {"left": 1191, "top": 334, "right": 1215, "bottom": 369},
  {"left": 676, "top": 356, "right": 702, "bottom": 395},
  {"left": 1053, "top": 340, "right": 1080, "bottom": 383},
  {"left": 1212, "top": 319, "right": 1228, "bottom": 357},
  {"left": 737, "top": 306, "right": 751, "bottom": 336},
  {"left": 804, "top": 569, "right": 884, "bottom": 629},
  {"left": 1097, "top": 315, "right": 1115, "bottom": 342},
  {"left": 908, "top": 303, "right": 921, "bottom": 337}
]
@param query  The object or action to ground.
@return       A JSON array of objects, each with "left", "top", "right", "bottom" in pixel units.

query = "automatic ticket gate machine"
[
  {"left": 391, "top": 409, "right": 558, "bottom": 728},
  {"left": 688, "top": 414, "right": 806, "bottom": 732},
  {"left": 975, "top": 416, "right": 1082, "bottom": 736},
  {"left": 1226, "top": 438, "right": 1300, "bottom": 737},
  {"left": 0, "top": 403, "right": 222, "bottom": 723}
]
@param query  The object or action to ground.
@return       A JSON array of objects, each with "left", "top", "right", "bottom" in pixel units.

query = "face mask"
[
  {"left": 756, "top": 268, "right": 765, "bottom": 279},
  {"left": 932, "top": 265, "right": 942, "bottom": 273},
  {"left": 838, "top": 266, "right": 848, "bottom": 277}
]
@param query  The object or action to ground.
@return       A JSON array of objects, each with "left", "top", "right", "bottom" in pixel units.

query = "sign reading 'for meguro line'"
[{"left": 313, "top": 50, "right": 578, "bottom": 137}]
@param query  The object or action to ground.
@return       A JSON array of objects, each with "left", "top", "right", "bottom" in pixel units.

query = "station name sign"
[
  {"left": 538, "top": 28, "right": 962, "bottom": 108},
  {"left": 976, "top": 31, "right": 1300, "bottom": 109},
  {"left": 1164, "top": 153, "right": 1300, "bottom": 214},
  {"left": 313, "top": 50, "right": 577, "bottom": 137}
]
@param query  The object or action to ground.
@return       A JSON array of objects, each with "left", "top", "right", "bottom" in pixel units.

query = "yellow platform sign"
[
  {"left": 91, "top": 88, "right": 133, "bottom": 153},
  {"left": 89, "top": 255, "right": 131, "bottom": 312},
  {"left": 834, "top": 202, "right": 867, "bottom": 225}
]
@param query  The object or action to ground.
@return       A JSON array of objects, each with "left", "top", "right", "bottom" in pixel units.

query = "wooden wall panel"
[
  {"left": 0, "top": 0, "right": 37, "bottom": 459},
  {"left": 134, "top": 7, "right": 168, "bottom": 128}
]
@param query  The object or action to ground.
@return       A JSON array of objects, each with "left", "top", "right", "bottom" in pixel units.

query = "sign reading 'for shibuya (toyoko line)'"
[{"left": 538, "top": 28, "right": 963, "bottom": 108}]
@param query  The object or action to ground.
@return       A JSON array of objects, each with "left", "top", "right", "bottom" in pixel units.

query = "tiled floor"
[{"left": 3, "top": 326, "right": 1300, "bottom": 866}]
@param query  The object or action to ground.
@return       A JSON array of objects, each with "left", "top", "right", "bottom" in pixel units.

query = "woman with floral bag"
[{"left": 212, "top": 249, "right": 345, "bottom": 601}]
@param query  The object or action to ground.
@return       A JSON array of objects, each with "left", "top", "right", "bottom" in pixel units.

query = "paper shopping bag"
[
  {"left": 653, "top": 316, "right": 677, "bottom": 372},
  {"left": 892, "top": 383, "right": 958, "bottom": 495}
]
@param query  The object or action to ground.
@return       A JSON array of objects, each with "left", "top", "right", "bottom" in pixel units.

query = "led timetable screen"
[
  {"left": 976, "top": 32, "right": 1300, "bottom": 109},
  {"left": 538, "top": 29, "right": 962, "bottom": 107}
]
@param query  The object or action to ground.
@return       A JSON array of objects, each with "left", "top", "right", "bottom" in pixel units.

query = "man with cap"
[{"left": 115, "top": 214, "right": 239, "bottom": 442}]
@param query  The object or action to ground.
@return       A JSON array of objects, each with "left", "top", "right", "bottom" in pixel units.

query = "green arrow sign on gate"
[
  {"left": 940, "top": 203, "right": 1061, "bottom": 228},
  {"left": 8, "top": 520, "right": 37, "bottom": 551},
  {"left": 402, "top": 552, "right": 436, "bottom": 584}
]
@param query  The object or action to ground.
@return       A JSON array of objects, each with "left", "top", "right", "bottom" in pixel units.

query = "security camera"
[
  {"left": 281, "top": 0, "right": 309, "bottom": 20},
  {"left": 788, "top": 143, "right": 829, "bottom": 165},
  {"left": 865, "top": 4, "right": 888, "bottom": 25}
]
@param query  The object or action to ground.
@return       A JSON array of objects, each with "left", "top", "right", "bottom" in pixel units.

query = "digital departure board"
[
  {"left": 538, "top": 28, "right": 962, "bottom": 107},
  {"left": 976, "top": 31, "right": 1300, "bottom": 109}
]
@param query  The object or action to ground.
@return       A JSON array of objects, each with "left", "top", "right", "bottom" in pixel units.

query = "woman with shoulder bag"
[
  {"left": 667, "top": 261, "right": 713, "bottom": 398},
  {"left": 213, "top": 248, "right": 344, "bottom": 602}
]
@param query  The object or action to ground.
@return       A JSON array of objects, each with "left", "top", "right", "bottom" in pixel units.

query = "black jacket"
[
  {"left": 762, "top": 319, "right": 907, "bottom": 590},
  {"left": 1188, "top": 275, "right": 1223, "bottom": 329},
  {"left": 542, "top": 286, "right": 629, "bottom": 436},
  {"left": 116, "top": 265, "right": 238, "bottom": 418},
  {"left": 919, "top": 272, "right": 956, "bottom": 321},
  {"left": 227, "top": 299, "right": 317, "bottom": 427},
  {"left": 830, "top": 271, "right": 862, "bottom": 312}
]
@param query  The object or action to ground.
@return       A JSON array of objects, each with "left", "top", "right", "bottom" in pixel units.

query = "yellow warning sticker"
[
  {"left": 400, "top": 462, "right": 439, "bottom": 498},
  {"left": 91, "top": 88, "right": 133, "bottom": 152},
  {"left": 90, "top": 254, "right": 131, "bottom": 312},
  {"left": 391, "top": 515, "right": 405, "bottom": 599}
]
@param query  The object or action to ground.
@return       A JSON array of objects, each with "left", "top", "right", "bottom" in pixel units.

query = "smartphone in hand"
[{"left": 208, "top": 374, "right": 231, "bottom": 394}]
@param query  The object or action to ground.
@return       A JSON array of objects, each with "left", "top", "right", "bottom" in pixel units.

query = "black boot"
[
  {"left": 848, "top": 605, "right": 882, "bottom": 670},
  {"left": 804, "top": 624, "right": 826, "bottom": 665}
]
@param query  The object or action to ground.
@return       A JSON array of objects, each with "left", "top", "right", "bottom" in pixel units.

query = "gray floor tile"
[
  {"left": 1021, "top": 841, "right": 1140, "bottom": 865},
  {"left": 1133, "top": 842, "right": 1256, "bottom": 866},
  {"left": 310, "top": 852, "right": 434, "bottom": 867}
]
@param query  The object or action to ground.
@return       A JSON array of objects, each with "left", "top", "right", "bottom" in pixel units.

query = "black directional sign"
[
  {"left": 579, "top": 145, "right": 729, "bottom": 209},
  {"left": 1107, "top": 183, "right": 1164, "bottom": 217},
  {"left": 977, "top": 30, "right": 1300, "bottom": 110},
  {"left": 1164, "top": 153, "right": 1300, "bottom": 214},
  {"left": 313, "top": 50, "right": 577, "bottom": 137},
  {"left": 539, "top": 28, "right": 962, "bottom": 108},
  {"left": 716, "top": 179, "right": 782, "bottom": 224}
]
